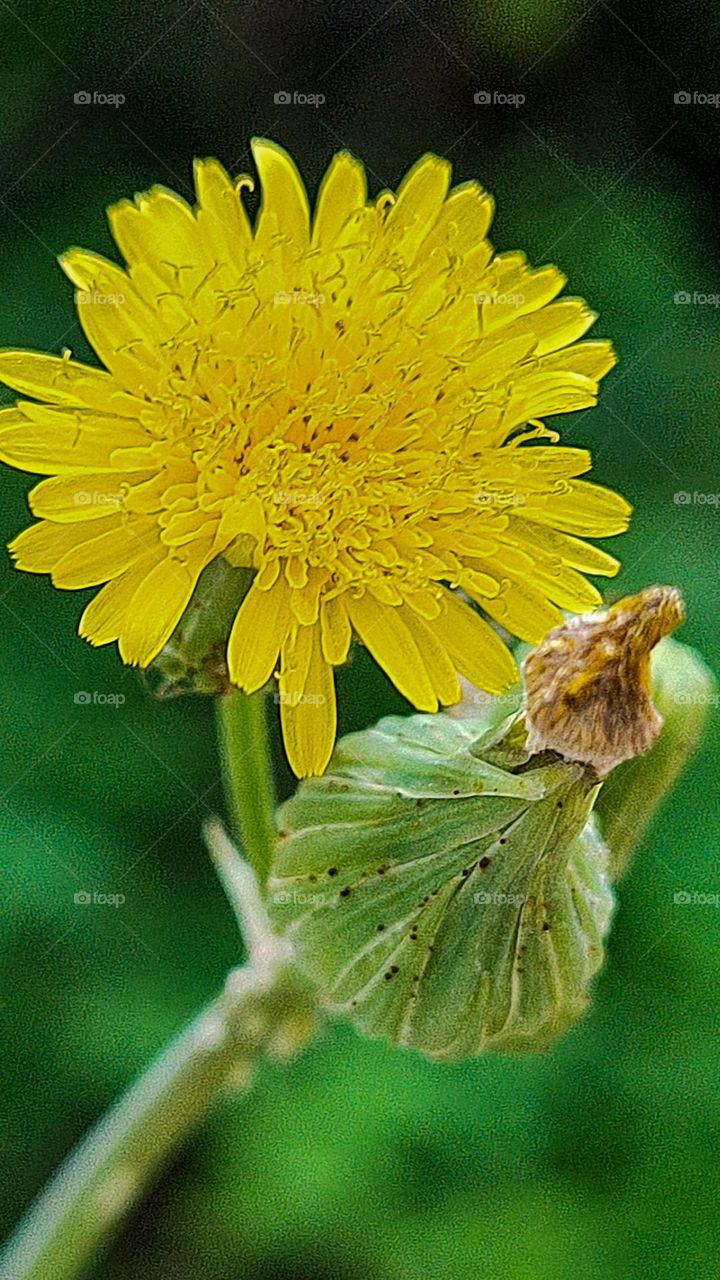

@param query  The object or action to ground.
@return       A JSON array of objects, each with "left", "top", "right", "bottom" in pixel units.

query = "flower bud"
[
  {"left": 269, "top": 708, "right": 614, "bottom": 1059},
  {"left": 145, "top": 560, "right": 250, "bottom": 698},
  {"left": 268, "top": 585, "right": 710, "bottom": 1060}
]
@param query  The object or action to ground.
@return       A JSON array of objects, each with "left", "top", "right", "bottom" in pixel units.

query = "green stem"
[
  {"left": 0, "top": 962, "right": 313, "bottom": 1280},
  {"left": 216, "top": 689, "right": 277, "bottom": 885},
  {"left": 0, "top": 840, "right": 314, "bottom": 1280}
]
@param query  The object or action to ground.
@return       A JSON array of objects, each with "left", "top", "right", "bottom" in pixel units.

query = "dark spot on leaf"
[
  {"left": 479, "top": 856, "right": 491, "bottom": 869},
  {"left": 328, "top": 867, "right": 338, "bottom": 877},
  {"left": 340, "top": 886, "right": 351, "bottom": 898},
  {"left": 377, "top": 923, "right": 385, "bottom": 932}
]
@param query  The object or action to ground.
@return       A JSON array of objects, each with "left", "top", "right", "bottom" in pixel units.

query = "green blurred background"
[{"left": 1, "top": 1, "right": 719, "bottom": 1276}]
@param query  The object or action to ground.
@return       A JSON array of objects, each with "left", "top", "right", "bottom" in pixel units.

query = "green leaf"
[{"left": 269, "top": 711, "right": 614, "bottom": 1060}]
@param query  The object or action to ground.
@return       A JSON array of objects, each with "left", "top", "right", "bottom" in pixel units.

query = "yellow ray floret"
[{"left": 0, "top": 140, "right": 631, "bottom": 776}]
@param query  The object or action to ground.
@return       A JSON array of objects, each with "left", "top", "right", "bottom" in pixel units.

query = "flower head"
[{"left": 0, "top": 140, "right": 630, "bottom": 775}]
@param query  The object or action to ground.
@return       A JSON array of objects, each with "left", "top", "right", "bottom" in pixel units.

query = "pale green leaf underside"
[{"left": 269, "top": 710, "right": 615, "bottom": 1060}]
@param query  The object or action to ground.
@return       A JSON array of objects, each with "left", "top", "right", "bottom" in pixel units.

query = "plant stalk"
[
  {"left": 216, "top": 689, "right": 277, "bottom": 885},
  {"left": 0, "top": 757, "right": 307, "bottom": 1280}
]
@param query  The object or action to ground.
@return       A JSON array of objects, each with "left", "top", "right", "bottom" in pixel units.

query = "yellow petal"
[
  {"left": 9, "top": 517, "right": 118, "bottom": 573},
  {"left": 312, "top": 151, "right": 367, "bottom": 248},
  {"left": 0, "top": 349, "right": 119, "bottom": 411},
  {"left": 522, "top": 481, "right": 632, "bottom": 538},
  {"left": 79, "top": 551, "right": 162, "bottom": 646},
  {"left": 59, "top": 249, "right": 168, "bottom": 396},
  {"left": 118, "top": 544, "right": 214, "bottom": 666},
  {"left": 501, "top": 371, "right": 599, "bottom": 432},
  {"left": 0, "top": 405, "right": 150, "bottom": 475},
  {"left": 278, "top": 624, "right": 337, "bottom": 776},
  {"left": 400, "top": 608, "right": 460, "bottom": 705},
  {"left": 320, "top": 595, "right": 352, "bottom": 664},
  {"left": 194, "top": 157, "right": 253, "bottom": 272},
  {"left": 431, "top": 181, "right": 494, "bottom": 258},
  {"left": 480, "top": 260, "right": 566, "bottom": 335},
  {"left": 540, "top": 339, "right": 617, "bottom": 382},
  {"left": 473, "top": 577, "right": 563, "bottom": 644},
  {"left": 345, "top": 593, "right": 437, "bottom": 711},
  {"left": 385, "top": 153, "right": 451, "bottom": 263},
  {"left": 51, "top": 518, "right": 157, "bottom": 589},
  {"left": 28, "top": 472, "right": 150, "bottom": 521},
  {"left": 108, "top": 185, "right": 210, "bottom": 297},
  {"left": 227, "top": 575, "right": 291, "bottom": 692},
  {"left": 430, "top": 590, "right": 517, "bottom": 694},
  {"left": 252, "top": 138, "right": 310, "bottom": 250},
  {"left": 508, "top": 299, "right": 596, "bottom": 355},
  {"left": 506, "top": 518, "right": 621, "bottom": 577}
]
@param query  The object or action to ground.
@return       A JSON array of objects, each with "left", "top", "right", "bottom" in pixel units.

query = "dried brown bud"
[{"left": 522, "top": 586, "right": 685, "bottom": 774}]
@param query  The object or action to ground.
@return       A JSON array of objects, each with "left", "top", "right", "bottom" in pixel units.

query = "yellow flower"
[{"left": 0, "top": 139, "right": 630, "bottom": 776}]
